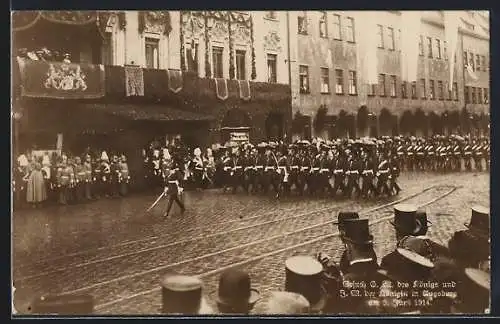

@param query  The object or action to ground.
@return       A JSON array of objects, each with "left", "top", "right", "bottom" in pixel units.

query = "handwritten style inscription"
[{"left": 44, "top": 63, "right": 88, "bottom": 91}]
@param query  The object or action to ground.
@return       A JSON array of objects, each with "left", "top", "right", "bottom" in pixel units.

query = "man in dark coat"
[{"left": 163, "top": 160, "right": 186, "bottom": 218}]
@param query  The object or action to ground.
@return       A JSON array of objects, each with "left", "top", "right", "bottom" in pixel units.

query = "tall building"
[{"left": 287, "top": 10, "right": 490, "bottom": 139}]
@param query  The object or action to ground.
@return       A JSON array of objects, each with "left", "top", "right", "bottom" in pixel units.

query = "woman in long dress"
[{"left": 26, "top": 158, "right": 48, "bottom": 208}]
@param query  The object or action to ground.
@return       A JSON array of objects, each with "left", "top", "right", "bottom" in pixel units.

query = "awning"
[{"left": 77, "top": 103, "right": 214, "bottom": 122}]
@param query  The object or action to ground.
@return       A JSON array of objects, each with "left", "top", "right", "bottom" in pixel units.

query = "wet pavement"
[{"left": 12, "top": 171, "right": 489, "bottom": 315}]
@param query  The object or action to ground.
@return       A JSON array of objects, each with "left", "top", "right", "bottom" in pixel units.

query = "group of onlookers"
[{"left": 12, "top": 149, "right": 130, "bottom": 209}]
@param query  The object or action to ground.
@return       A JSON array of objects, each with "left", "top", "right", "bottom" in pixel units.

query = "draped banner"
[
  {"left": 444, "top": 11, "right": 461, "bottom": 91},
  {"left": 238, "top": 80, "right": 251, "bottom": 100},
  {"left": 167, "top": 69, "right": 183, "bottom": 93},
  {"left": 16, "top": 58, "right": 105, "bottom": 99},
  {"left": 125, "top": 65, "right": 145, "bottom": 96},
  {"left": 215, "top": 78, "right": 228, "bottom": 100},
  {"left": 355, "top": 11, "right": 378, "bottom": 85},
  {"left": 400, "top": 11, "right": 421, "bottom": 83}
]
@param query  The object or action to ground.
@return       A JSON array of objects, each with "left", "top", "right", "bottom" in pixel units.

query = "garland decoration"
[
  {"left": 228, "top": 12, "right": 235, "bottom": 80},
  {"left": 250, "top": 15, "right": 256, "bottom": 80},
  {"left": 180, "top": 12, "right": 186, "bottom": 71},
  {"left": 204, "top": 12, "right": 211, "bottom": 78}
]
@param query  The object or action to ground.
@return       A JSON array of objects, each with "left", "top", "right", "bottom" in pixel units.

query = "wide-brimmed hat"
[
  {"left": 464, "top": 205, "right": 489, "bottom": 237},
  {"left": 390, "top": 204, "right": 422, "bottom": 235},
  {"left": 342, "top": 218, "right": 374, "bottom": 245},
  {"left": 216, "top": 269, "right": 260, "bottom": 312},
  {"left": 284, "top": 255, "right": 327, "bottom": 312},
  {"left": 30, "top": 294, "right": 94, "bottom": 315},
  {"left": 261, "top": 291, "right": 310, "bottom": 314},
  {"left": 161, "top": 275, "right": 213, "bottom": 314}
]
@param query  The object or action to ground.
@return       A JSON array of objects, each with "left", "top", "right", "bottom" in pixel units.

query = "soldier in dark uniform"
[
  {"left": 315, "top": 145, "right": 330, "bottom": 196},
  {"left": 462, "top": 138, "right": 473, "bottom": 171},
  {"left": 231, "top": 146, "right": 245, "bottom": 194},
  {"left": 221, "top": 148, "right": 232, "bottom": 192},
  {"left": 297, "top": 143, "right": 311, "bottom": 196},
  {"left": 332, "top": 150, "right": 346, "bottom": 197},
  {"left": 345, "top": 151, "right": 361, "bottom": 198},
  {"left": 163, "top": 160, "right": 186, "bottom": 218},
  {"left": 92, "top": 154, "right": 102, "bottom": 199},
  {"left": 191, "top": 148, "right": 204, "bottom": 190},
  {"left": 360, "top": 149, "right": 377, "bottom": 198},
  {"left": 375, "top": 153, "right": 391, "bottom": 197},
  {"left": 276, "top": 146, "right": 289, "bottom": 197},
  {"left": 288, "top": 145, "right": 301, "bottom": 195},
  {"left": 388, "top": 153, "right": 401, "bottom": 195}
]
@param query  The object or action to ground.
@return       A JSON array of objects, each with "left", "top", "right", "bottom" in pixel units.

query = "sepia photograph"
[{"left": 11, "top": 10, "right": 490, "bottom": 316}]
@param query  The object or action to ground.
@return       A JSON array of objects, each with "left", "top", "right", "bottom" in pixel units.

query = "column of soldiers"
[
  {"left": 140, "top": 134, "right": 489, "bottom": 199},
  {"left": 211, "top": 138, "right": 400, "bottom": 199},
  {"left": 13, "top": 150, "right": 130, "bottom": 208}
]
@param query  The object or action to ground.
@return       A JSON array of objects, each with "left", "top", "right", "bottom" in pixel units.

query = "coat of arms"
[{"left": 44, "top": 62, "right": 88, "bottom": 91}]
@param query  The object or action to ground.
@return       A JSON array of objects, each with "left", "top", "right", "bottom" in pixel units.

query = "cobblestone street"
[{"left": 12, "top": 171, "right": 489, "bottom": 315}]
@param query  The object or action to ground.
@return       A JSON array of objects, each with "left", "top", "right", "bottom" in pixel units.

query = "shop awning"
[{"left": 77, "top": 103, "right": 214, "bottom": 122}]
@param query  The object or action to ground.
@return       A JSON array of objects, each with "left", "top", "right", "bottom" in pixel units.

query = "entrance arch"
[
  {"left": 265, "top": 112, "right": 285, "bottom": 141},
  {"left": 357, "top": 106, "right": 369, "bottom": 137},
  {"left": 414, "top": 108, "right": 427, "bottom": 137},
  {"left": 220, "top": 108, "right": 252, "bottom": 143},
  {"left": 379, "top": 108, "right": 393, "bottom": 136},
  {"left": 428, "top": 111, "right": 442, "bottom": 135}
]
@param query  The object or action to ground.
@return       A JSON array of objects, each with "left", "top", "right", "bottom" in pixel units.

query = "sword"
[{"left": 146, "top": 190, "right": 166, "bottom": 213}]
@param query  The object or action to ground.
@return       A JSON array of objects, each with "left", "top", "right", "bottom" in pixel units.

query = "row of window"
[
  {"left": 465, "top": 86, "right": 489, "bottom": 104},
  {"left": 185, "top": 42, "right": 280, "bottom": 83},
  {"left": 418, "top": 36, "right": 450, "bottom": 60},
  {"left": 463, "top": 51, "right": 488, "bottom": 72},
  {"left": 297, "top": 67, "right": 483, "bottom": 103},
  {"left": 298, "top": 11, "right": 355, "bottom": 42},
  {"left": 377, "top": 25, "right": 398, "bottom": 51}
]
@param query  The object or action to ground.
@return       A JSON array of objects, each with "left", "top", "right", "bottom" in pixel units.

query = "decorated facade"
[{"left": 11, "top": 10, "right": 292, "bottom": 169}]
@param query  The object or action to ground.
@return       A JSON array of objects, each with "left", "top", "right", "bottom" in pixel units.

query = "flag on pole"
[
  {"left": 355, "top": 11, "right": 378, "bottom": 85},
  {"left": 444, "top": 11, "right": 461, "bottom": 91},
  {"left": 400, "top": 11, "right": 421, "bottom": 83},
  {"left": 466, "top": 64, "right": 479, "bottom": 81}
]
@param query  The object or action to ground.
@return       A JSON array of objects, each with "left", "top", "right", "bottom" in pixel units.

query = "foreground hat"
[
  {"left": 161, "top": 275, "right": 213, "bottom": 314},
  {"left": 31, "top": 294, "right": 94, "bottom": 315},
  {"left": 261, "top": 291, "right": 310, "bottom": 314},
  {"left": 342, "top": 218, "right": 374, "bottom": 245},
  {"left": 390, "top": 204, "right": 421, "bottom": 235},
  {"left": 216, "top": 269, "right": 260, "bottom": 311},
  {"left": 464, "top": 206, "right": 489, "bottom": 237},
  {"left": 285, "top": 255, "right": 327, "bottom": 312}
]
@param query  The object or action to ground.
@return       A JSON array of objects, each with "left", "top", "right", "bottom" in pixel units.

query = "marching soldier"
[
  {"left": 452, "top": 138, "right": 463, "bottom": 172},
  {"left": 345, "top": 151, "right": 361, "bottom": 198},
  {"left": 463, "top": 139, "right": 473, "bottom": 171},
  {"left": 163, "top": 160, "right": 186, "bottom": 218},
  {"left": 221, "top": 147, "right": 233, "bottom": 192},
  {"left": 288, "top": 145, "right": 301, "bottom": 195},
  {"left": 92, "top": 153, "right": 102, "bottom": 199},
  {"left": 360, "top": 150, "right": 377, "bottom": 198},
  {"left": 331, "top": 150, "right": 346, "bottom": 197},
  {"left": 152, "top": 149, "right": 162, "bottom": 188},
  {"left": 375, "top": 153, "right": 391, "bottom": 197},
  {"left": 473, "top": 139, "right": 484, "bottom": 171},
  {"left": 388, "top": 154, "right": 401, "bottom": 195}
]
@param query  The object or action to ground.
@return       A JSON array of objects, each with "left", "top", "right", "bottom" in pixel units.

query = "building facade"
[
  {"left": 287, "top": 10, "right": 490, "bottom": 139},
  {"left": 12, "top": 11, "right": 292, "bottom": 163}
]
